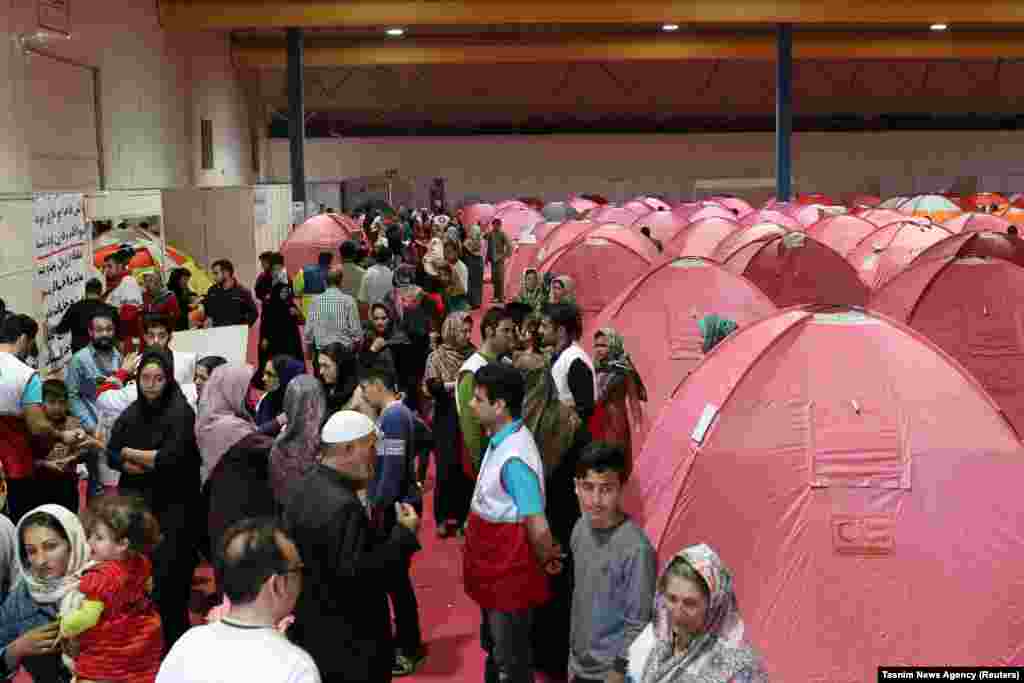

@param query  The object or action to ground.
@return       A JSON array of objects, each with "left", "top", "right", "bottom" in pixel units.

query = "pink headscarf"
[{"left": 195, "top": 363, "right": 257, "bottom": 486}]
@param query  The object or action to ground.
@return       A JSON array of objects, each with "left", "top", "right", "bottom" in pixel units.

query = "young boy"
[
  {"left": 33, "top": 380, "right": 103, "bottom": 511},
  {"left": 569, "top": 442, "right": 657, "bottom": 683}
]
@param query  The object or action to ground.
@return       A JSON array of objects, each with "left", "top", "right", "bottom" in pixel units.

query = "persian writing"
[{"left": 33, "top": 193, "right": 87, "bottom": 371}]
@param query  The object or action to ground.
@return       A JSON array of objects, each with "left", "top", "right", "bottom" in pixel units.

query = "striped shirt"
[{"left": 303, "top": 287, "right": 363, "bottom": 350}]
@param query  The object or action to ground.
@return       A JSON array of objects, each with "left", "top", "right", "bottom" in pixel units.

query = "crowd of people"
[{"left": 0, "top": 205, "right": 767, "bottom": 683}]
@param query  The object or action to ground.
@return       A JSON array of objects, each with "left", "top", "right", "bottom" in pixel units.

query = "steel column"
[
  {"left": 776, "top": 23, "right": 793, "bottom": 202},
  {"left": 287, "top": 28, "right": 307, "bottom": 205}
]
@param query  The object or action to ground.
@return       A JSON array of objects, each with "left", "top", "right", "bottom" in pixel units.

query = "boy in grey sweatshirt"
[{"left": 569, "top": 442, "right": 657, "bottom": 683}]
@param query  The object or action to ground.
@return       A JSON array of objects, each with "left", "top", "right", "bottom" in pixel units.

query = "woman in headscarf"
[
  {"left": 142, "top": 270, "right": 181, "bottom": 325},
  {"left": 193, "top": 355, "right": 228, "bottom": 400},
  {"left": 462, "top": 223, "right": 485, "bottom": 309},
  {"left": 629, "top": 544, "right": 768, "bottom": 683},
  {"left": 699, "top": 314, "right": 738, "bottom": 354},
  {"left": 517, "top": 267, "right": 547, "bottom": 313},
  {"left": 422, "top": 312, "right": 475, "bottom": 537},
  {"left": 166, "top": 267, "right": 196, "bottom": 331},
  {"left": 198, "top": 364, "right": 277, "bottom": 562},
  {"left": 443, "top": 240, "right": 470, "bottom": 313},
  {"left": 361, "top": 303, "right": 400, "bottom": 380},
  {"left": 253, "top": 355, "right": 306, "bottom": 436},
  {"left": 317, "top": 342, "right": 370, "bottom": 417},
  {"left": 549, "top": 274, "right": 577, "bottom": 305},
  {"left": 590, "top": 328, "right": 647, "bottom": 475},
  {"left": 268, "top": 376, "right": 326, "bottom": 505},
  {"left": 382, "top": 264, "right": 443, "bottom": 415},
  {"left": 0, "top": 505, "right": 90, "bottom": 682},
  {"left": 258, "top": 256, "right": 304, "bottom": 372},
  {"left": 105, "top": 348, "right": 200, "bottom": 653}
]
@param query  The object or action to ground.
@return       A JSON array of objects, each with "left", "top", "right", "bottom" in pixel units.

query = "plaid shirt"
[{"left": 304, "top": 287, "right": 363, "bottom": 350}]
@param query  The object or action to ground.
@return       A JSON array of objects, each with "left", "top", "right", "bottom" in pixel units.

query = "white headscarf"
[{"left": 14, "top": 505, "right": 92, "bottom": 605}]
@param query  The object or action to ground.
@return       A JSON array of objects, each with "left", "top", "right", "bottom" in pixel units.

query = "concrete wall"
[{"left": 266, "top": 131, "right": 1024, "bottom": 207}]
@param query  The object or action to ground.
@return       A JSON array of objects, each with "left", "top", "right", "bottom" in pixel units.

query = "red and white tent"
[
  {"left": 585, "top": 256, "right": 776, "bottom": 456},
  {"left": 631, "top": 305, "right": 1024, "bottom": 682},
  {"left": 722, "top": 232, "right": 869, "bottom": 308},
  {"left": 537, "top": 225, "right": 661, "bottom": 313},
  {"left": 871, "top": 255, "right": 1024, "bottom": 436}
]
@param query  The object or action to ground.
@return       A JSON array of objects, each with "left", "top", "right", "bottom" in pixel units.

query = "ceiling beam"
[
  {"left": 234, "top": 33, "right": 1024, "bottom": 68},
  {"left": 160, "top": 0, "right": 1024, "bottom": 31}
]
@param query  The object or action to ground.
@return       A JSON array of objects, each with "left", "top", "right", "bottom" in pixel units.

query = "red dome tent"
[
  {"left": 805, "top": 214, "right": 880, "bottom": 257},
  {"left": 709, "top": 222, "right": 788, "bottom": 263},
  {"left": 585, "top": 256, "right": 776, "bottom": 455},
  {"left": 847, "top": 221, "right": 952, "bottom": 289},
  {"left": 567, "top": 196, "right": 600, "bottom": 215},
  {"left": 588, "top": 206, "right": 640, "bottom": 227},
  {"left": 280, "top": 214, "right": 355, "bottom": 275},
  {"left": 459, "top": 202, "right": 497, "bottom": 229},
  {"left": 910, "top": 230, "right": 1024, "bottom": 268},
  {"left": 711, "top": 196, "right": 754, "bottom": 217},
  {"left": 871, "top": 256, "right": 1024, "bottom": 436},
  {"left": 537, "top": 226, "right": 661, "bottom": 313},
  {"left": 739, "top": 209, "right": 801, "bottom": 231},
  {"left": 722, "top": 232, "right": 869, "bottom": 308},
  {"left": 680, "top": 204, "right": 736, "bottom": 225},
  {"left": 633, "top": 210, "right": 688, "bottom": 243},
  {"left": 623, "top": 199, "right": 655, "bottom": 217},
  {"left": 631, "top": 306, "right": 1024, "bottom": 682},
  {"left": 666, "top": 217, "right": 743, "bottom": 258},
  {"left": 533, "top": 220, "right": 597, "bottom": 265},
  {"left": 492, "top": 205, "right": 544, "bottom": 240},
  {"left": 940, "top": 212, "right": 1013, "bottom": 234},
  {"left": 854, "top": 208, "right": 925, "bottom": 227}
]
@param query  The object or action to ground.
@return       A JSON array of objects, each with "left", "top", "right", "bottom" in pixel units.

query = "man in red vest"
[{"left": 464, "top": 363, "right": 563, "bottom": 683}]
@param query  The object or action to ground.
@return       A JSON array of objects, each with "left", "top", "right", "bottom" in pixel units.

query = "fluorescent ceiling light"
[
  {"left": 930, "top": 23, "right": 948, "bottom": 31},
  {"left": 386, "top": 27, "right": 405, "bottom": 36},
  {"left": 662, "top": 23, "right": 680, "bottom": 32}
]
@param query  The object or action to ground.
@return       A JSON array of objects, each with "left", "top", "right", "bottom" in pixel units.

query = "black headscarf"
[
  {"left": 319, "top": 342, "right": 359, "bottom": 412},
  {"left": 136, "top": 348, "right": 183, "bottom": 417}
]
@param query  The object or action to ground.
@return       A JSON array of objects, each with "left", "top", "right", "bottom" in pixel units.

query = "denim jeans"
[{"left": 481, "top": 607, "right": 535, "bottom": 683}]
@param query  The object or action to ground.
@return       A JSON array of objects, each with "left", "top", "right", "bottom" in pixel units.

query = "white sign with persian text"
[{"left": 34, "top": 193, "right": 87, "bottom": 371}]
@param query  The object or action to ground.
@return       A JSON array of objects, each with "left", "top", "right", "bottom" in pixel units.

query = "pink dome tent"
[
  {"left": 723, "top": 232, "right": 869, "bottom": 308},
  {"left": 534, "top": 220, "right": 597, "bottom": 266},
  {"left": 505, "top": 222, "right": 561, "bottom": 297},
  {"left": 710, "top": 222, "right": 788, "bottom": 263},
  {"left": 537, "top": 226, "right": 661, "bottom": 313},
  {"left": 872, "top": 256, "right": 1024, "bottom": 436},
  {"left": 492, "top": 205, "right": 544, "bottom": 240},
  {"left": 588, "top": 206, "right": 640, "bottom": 227},
  {"left": 910, "top": 230, "right": 1024, "bottom": 268},
  {"left": 847, "top": 221, "right": 952, "bottom": 289},
  {"left": 805, "top": 214, "right": 881, "bottom": 257},
  {"left": 459, "top": 202, "right": 497, "bottom": 229},
  {"left": 940, "top": 212, "right": 1013, "bottom": 234},
  {"left": 666, "top": 217, "right": 743, "bottom": 258},
  {"left": 640, "top": 196, "right": 673, "bottom": 212},
  {"left": 845, "top": 193, "right": 881, "bottom": 209},
  {"left": 567, "top": 195, "right": 600, "bottom": 215},
  {"left": 280, "top": 214, "right": 355, "bottom": 275},
  {"left": 681, "top": 204, "right": 737, "bottom": 224},
  {"left": 631, "top": 305, "right": 1024, "bottom": 682},
  {"left": 494, "top": 199, "right": 528, "bottom": 212},
  {"left": 711, "top": 196, "right": 754, "bottom": 217},
  {"left": 739, "top": 209, "right": 801, "bottom": 230},
  {"left": 584, "top": 256, "right": 776, "bottom": 454},
  {"left": 854, "top": 208, "right": 925, "bottom": 227},
  {"left": 633, "top": 210, "right": 688, "bottom": 243},
  {"left": 623, "top": 199, "right": 655, "bottom": 217},
  {"left": 787, "top": 203, "right": 824, "bottom": 227}
]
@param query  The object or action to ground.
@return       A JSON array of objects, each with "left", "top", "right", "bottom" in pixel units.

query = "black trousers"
[
  {"left": 388, "top": 555, "right": 423, "bottom": 655},
  {"left": 146, "top": 499, "right": 200, "bottom": 654}
]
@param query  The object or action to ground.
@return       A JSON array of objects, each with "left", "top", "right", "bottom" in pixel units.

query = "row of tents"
[{"left": 454, "top": 192, "right": 1024, "bottom": 680}]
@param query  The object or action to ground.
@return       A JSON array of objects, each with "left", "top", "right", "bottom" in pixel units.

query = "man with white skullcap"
[{"left": 283, "top": 411, "right": 421, "bottom": 682}]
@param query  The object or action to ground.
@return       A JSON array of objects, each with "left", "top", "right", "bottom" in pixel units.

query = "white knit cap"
[{"left": 321, "top": 410, "right": 376, "bottom": 444}]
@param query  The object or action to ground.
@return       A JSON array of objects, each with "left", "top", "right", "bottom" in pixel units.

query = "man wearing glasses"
[
  {"left": 283, "top": 410, "right": 421, "bottom": 682},
  {"left": 157, "top": 518, "right": 320, "bottom": 683}
]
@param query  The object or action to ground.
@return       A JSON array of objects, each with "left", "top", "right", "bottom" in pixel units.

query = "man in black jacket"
[
  {"left": 283, "top": 410, "right": 421, "bottom": 682},
  {"left": 53, "top": 278, "right": 120, "bottom": 353},
  {"left": 202, "top": 259, "right": 258, "bottom": 328}
]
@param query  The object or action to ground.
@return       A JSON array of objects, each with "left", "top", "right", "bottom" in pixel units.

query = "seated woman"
[
  {"left": 0, "top": 505, "right": 91, "bottom": 683},
  {"left": 628, "top": 544, "right": 768, "bottom": 683},
  {"left": 253, "top": 355, "right": 306, "bottom": 436},
  {"left": 590, "top": 328, "right": 647, "bottom": 476}
]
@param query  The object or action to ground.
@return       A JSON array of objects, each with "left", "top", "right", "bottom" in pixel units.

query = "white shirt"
[{"left": 156, "top": 621, "right": 320, "bottom": 683}]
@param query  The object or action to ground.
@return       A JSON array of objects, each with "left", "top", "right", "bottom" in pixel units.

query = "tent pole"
[
  {"left": 287, "top": 28, "right": 307, "bottom": 210},
  {"left": 776, "top": 23, "right": 793, "bottom": 202}
]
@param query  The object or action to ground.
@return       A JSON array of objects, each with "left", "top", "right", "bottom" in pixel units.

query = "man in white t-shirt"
[{"left": 156, "top": 518, "right": 320, "bottom": 683}]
